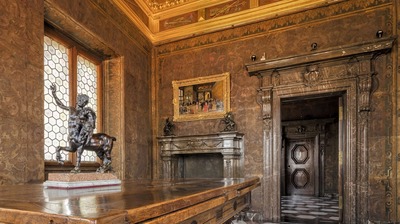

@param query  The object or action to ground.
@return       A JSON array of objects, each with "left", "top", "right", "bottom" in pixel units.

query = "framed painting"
[{"left": 172, "top": 72, "right": 230, "bottom": 122}]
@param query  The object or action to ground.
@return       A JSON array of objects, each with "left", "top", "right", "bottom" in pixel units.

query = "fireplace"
[{"left": 157, "top": 132, "right": 244, "bottom": 179}]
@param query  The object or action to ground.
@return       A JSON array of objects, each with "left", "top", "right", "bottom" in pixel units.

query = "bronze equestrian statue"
[
  {"left": 220, "top": 112, "right": 237, "bottom": 132},
  {"left": 163, "top": 117, "right": 175, "bottom": 136},
  {"left": 50, "top": 83, "right": 116, "bottom": 173}
]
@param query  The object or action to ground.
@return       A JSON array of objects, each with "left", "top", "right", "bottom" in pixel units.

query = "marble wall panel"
[
  {"left": 104, "top": 58, "right": 124, "bottom": 179},
  {"left": 0, "top": 0, "right": 44, "bottom": 184},
  {"left": 396, "top": 1, "right": 400, "bottom": 221},
  {"left": 368, "top": 53, "right": 394, "bottom": 221}
]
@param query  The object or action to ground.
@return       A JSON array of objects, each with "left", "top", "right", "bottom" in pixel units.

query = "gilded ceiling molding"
[
  {"left": 146, "top": 0, "right": 196, "bottom": 12},
  {"left": 156, "top": 0, "right": 391, "bottom": 56},
  {"left": 206, "top": 0, "right": 249, "bottom": 19},
  {"left": 153, "top": 0, "right": 340, "bottom": 44},
  {"left": 114, "top": 0, "right": 156, "bottom": 42},
  {"left": 119, "top": 0, "right": 346, "bottom": 44}
]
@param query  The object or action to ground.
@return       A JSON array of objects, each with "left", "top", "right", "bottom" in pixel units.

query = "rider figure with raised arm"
[
  {"left": 50, "top": 83, "right": 96, "bottom": 172},
  {"left": 50, "top": 83, "right": 96, "bottom": 147}
]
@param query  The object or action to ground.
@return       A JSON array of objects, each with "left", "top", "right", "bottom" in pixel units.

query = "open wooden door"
[{"left": 285, "top": 136, "right": 319, "bottom": 196}]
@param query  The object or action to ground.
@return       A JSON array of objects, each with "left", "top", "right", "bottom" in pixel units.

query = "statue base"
[{"left": 44, "top": 173, "right": 121, "bottom": 189}]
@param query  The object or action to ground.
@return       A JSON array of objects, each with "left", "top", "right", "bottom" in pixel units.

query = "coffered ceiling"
[{"left": 113, "top": 0, "right": 344, "bottom": 45}]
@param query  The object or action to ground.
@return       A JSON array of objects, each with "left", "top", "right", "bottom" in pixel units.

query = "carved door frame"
[{"left": 246, "top": 38, "right": 394, "bottom": 223}]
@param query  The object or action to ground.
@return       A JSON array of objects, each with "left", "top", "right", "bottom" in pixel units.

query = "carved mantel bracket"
[
  {"left": 257, "top": 86, "right": 273, "bottom": 130},
  {"left": 157, "top": 132, "right": 244, "bottom": 179}
]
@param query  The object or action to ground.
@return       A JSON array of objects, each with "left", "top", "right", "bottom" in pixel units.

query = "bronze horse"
[{"left": 56, "top": 133, "right": 116, "bottom": 173}]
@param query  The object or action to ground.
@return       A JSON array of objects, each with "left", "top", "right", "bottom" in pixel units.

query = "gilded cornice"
[
  {"left": 156, "top": 0, "right": 392, "bottom": 56},
  {"left": 140, "top": 0, "right": 198, "bottom": 14},
  {"left": 115, "top": 0, "right": 348, "bottom": 45}
]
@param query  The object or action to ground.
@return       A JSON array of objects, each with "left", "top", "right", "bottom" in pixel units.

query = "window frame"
[{"left": 44, "top": 26, "right": 104, "bottom": 169}]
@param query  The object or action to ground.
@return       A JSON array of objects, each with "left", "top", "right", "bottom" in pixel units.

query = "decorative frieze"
[
  {"left": 303, "top": 64, "right": 321, "bottom": 87},
  {"left": 156, "top": 0, "right": 390, "bottom": 55},
  {"left": 245, "top": 38, "right": 394, "bottom": 78}
]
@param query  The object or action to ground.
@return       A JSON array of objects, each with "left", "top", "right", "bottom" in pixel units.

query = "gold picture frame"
[{"left": 172, "top": 72, "right": 230, "bottom": 122}]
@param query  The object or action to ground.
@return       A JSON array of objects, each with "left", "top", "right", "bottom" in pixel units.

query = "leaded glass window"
[
  {"left": 44, "top": 36, "right": 70, "bottom": 161},
  {"left": 44, "top": 34, "right": 101, "bottom": 163},
  {"left": 77, "top": 56, "right": 98, "bottom": 162}
]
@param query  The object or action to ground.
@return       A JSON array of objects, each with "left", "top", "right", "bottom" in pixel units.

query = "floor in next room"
[{"left": 280, "top": 195, "right": 340, "bottom": 223}]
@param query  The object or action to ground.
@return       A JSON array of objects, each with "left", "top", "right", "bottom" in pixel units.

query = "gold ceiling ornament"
[{"left": 146, "top": 0, "right": 195, "bottom": 12}]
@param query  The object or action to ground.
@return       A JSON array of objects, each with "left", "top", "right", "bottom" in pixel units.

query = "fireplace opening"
[{"left": 179, "top": 153, "right": 224, "bottom": 178}]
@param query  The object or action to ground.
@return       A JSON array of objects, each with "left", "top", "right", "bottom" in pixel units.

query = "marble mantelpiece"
[{"left": 158, "top": 132, "right": 244, "bottom": 179}]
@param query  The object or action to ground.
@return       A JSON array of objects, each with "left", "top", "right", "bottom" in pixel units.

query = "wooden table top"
[{"left": 0, "top": 177, "right": 260, "bottom": 223}]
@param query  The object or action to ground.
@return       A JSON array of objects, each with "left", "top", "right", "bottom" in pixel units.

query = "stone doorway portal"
[{"left": 245, "top": 37, "right": 394, "bottom": 223}]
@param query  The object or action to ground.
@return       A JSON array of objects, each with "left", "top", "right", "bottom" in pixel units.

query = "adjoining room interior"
[{"left": 281, "top": 95, "right": 340, "bottom": 223}]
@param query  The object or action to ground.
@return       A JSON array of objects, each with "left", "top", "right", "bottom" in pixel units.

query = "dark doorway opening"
[{"left": 280, "top": 94, "right": 340, "bottom": 223}]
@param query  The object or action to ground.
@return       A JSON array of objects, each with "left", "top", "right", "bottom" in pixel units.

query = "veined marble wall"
[
  {"left": 154, "top": 0, "right": 398, "bottom": 222},
  {"left": 0, "top": 1, "right": 44, "bottom": 184}
]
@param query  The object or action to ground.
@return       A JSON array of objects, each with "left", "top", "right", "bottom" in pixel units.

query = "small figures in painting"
[
  {"left": 163, "top": 117, "right": 175, "bottom": 136},
  {"left": 220, "top": 111, "right": 237, "bottom": 132}
]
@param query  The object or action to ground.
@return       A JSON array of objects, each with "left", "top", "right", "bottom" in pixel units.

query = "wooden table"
[{"left": 0, "top": 177, "right": 260, "bottom": 224}]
